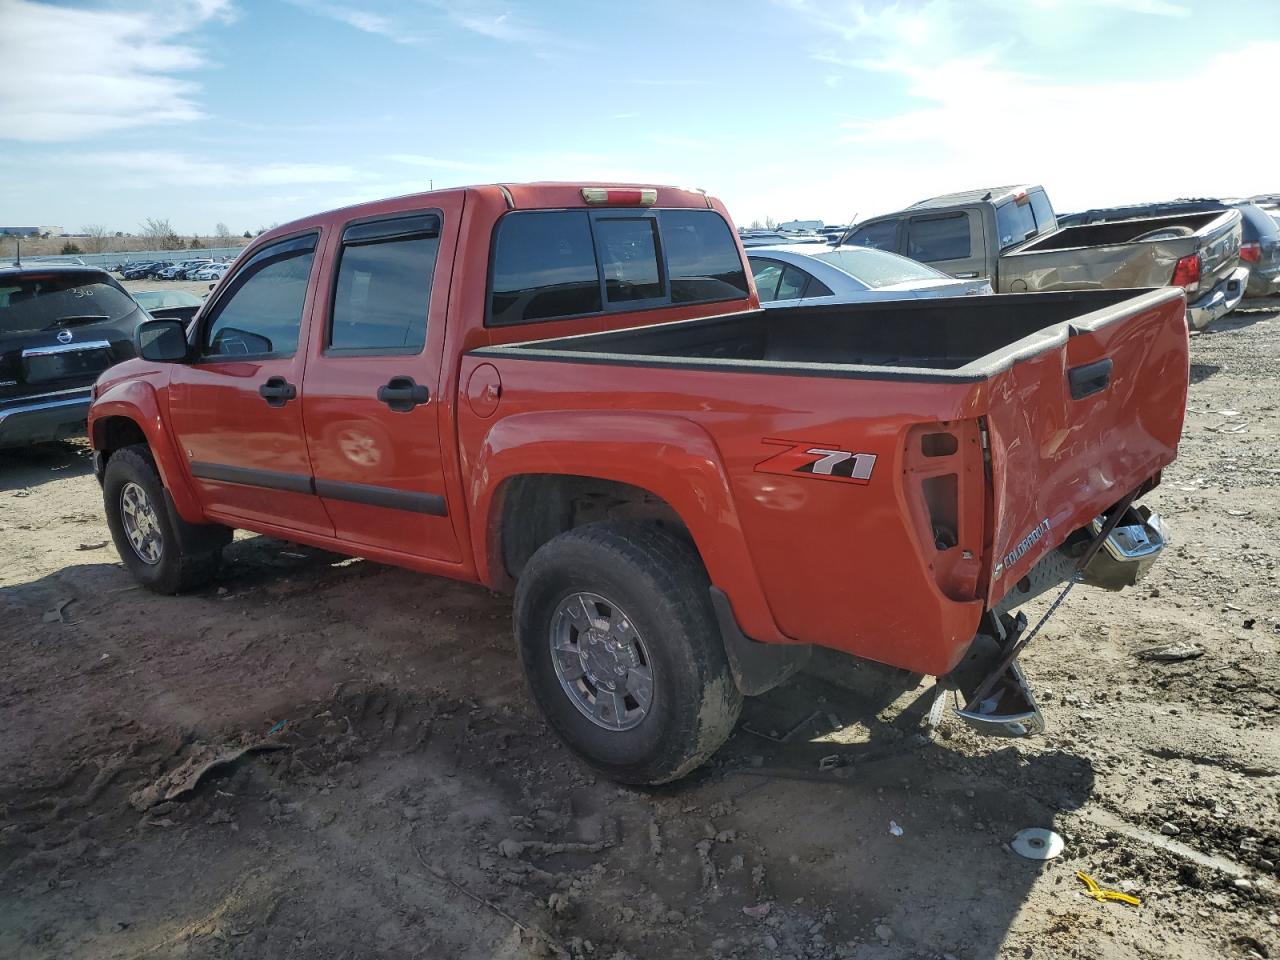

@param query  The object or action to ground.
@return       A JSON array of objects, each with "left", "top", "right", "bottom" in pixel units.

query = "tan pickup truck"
[{"left": 841, "top": 184, "right": 1247, "bottom": 329}]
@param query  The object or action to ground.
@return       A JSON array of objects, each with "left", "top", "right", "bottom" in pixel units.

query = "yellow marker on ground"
[{"left": 1076, "top": 870, "right": 1142, "bottom": 906}]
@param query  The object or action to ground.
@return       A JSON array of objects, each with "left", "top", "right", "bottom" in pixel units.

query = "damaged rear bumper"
[{"left": 947, "top": 503, "right": 1166, "bottom": 739}]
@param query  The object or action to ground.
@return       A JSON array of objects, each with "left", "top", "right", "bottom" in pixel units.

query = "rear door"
[
  {"left": 904, "top": 211, "right": 987, "bottom": 280},
  {"left": 0, "top": 270, "right": 140, "bottom": 406},
  {"left": 166, "top": 232, "right": 333, "bottom": 536},
  {"left": 981, "top": 289, "right": 1189, "bottom": 602},
  {"left": 301, "top": 200, "right": 462, "bottom": 563}
]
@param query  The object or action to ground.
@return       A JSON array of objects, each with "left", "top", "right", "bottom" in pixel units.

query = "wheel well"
[
  {"left": 494, "top": 475, "right": 691, "bottom": 587},
  {"left": 93, "top": 416, "right": 147, "bottom": 460}
]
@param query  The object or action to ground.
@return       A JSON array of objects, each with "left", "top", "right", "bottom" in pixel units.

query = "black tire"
[
  {"left": 514, "top": 521, "right": 742, "bottom": 785},
  {"left": 103, "top": 444, "right": 230, "bottom": 594}
]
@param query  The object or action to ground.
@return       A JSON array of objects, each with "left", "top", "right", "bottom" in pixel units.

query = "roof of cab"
[
  {"left": 264, "top": 182, "right": 716, "bottom": 238},
  {"left": 908, "top": 185, "right": 1036, "bottom": 210}
]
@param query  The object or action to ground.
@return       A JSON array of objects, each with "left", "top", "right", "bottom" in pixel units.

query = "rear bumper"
[
  {"left": 0, "top": 389, "right": 92, "bottom": 449},
  {"left": 1187, "top": 266, "right": 1249, "bottom": 329},
  {"left": 1244, "top": 265, "right": 1280, "bottom": 298}
]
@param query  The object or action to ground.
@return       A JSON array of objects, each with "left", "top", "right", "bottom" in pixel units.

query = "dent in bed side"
[
  {"left": 89, "top": 375, "right": 204, "bottom": 525},
  {"left": 466, "top": 409, "right": 789, "bottom": 646}
]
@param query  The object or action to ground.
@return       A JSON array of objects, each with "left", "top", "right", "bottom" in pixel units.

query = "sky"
[{"left": 0, "top": 0, "right": 1277, "bottom": 235}]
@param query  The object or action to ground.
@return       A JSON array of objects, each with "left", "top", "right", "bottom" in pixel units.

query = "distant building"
[
  {"left": 0, "top": 226, "right": 64, "bottom": 237},
  {"left": 777, "top": 219, "right": 824, "bottom": 232}
]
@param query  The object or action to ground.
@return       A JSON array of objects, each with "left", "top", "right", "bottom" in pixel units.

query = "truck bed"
[
  {"left": 1013, "top": 211, "right": 1225, "bottom": 252},
  {"left": 998, "top": 208, "right": 1241, "bottom": 295},
  {"left": 472, "top": 285, "right": 1189, "bottom": 674},
  {"left": 479, "top": 288, "right": 1161, "bottom": 379}
]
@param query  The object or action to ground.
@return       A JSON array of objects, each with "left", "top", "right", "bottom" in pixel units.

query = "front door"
[
  {"left": 167, "top": 232, "right": 334, "bottom": 537},
  {"left": 301, "top": 202, "right": 461, "bottom": 562}
]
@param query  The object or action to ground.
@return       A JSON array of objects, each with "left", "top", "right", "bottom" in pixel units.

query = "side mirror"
[{"left": 136, "top": 318, "right": 190, "bottom": 362}]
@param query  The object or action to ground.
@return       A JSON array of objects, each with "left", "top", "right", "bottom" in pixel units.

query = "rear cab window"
[
  {"left": 0, "top": 272, "right": 138, "bottom": 337},
  {"left": 996, "top": 190, "right": 1055, "bottom": 251},
  {"left": 488, "top": 208, "right": 748, "bottom": 326}
]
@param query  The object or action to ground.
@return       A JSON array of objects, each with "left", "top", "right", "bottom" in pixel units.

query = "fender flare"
[
  {"left": 469, "top": 410, "right": 788, "bottom": 645},
  {"left": 89, "top": 381, "right": 204, "bottom": 524}
]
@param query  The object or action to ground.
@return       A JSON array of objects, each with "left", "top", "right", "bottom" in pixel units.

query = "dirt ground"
[{"left": 1, "top": 300, "right": 1277, "bottom": 960}]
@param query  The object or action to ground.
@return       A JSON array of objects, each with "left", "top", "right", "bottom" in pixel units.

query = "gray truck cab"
[{"left": 842, "top": 185, "right": 1054, "bottom": 283}]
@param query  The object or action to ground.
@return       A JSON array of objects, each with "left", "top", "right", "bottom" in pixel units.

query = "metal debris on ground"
[
  {"left": 1135, "top": 643, "right": 1205, "bottom": 662},
  {"left": 129, "top": 736, "right": 288, "bottom": 810},
  {"left": 1012, "top": 828, "right": 1065, "bottom": 861},
  {"left": 1077, "top": 870, "right": 1142, "bottom": 906}
]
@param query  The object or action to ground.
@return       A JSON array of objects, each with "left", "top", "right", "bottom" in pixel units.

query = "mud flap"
[{"left": 709, "top": 587, "right": 812, "bottom": 696}]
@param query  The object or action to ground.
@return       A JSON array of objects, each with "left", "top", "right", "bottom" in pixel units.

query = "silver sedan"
[{"left": 748, "top": 245, "right": 992, "bottom": 307}]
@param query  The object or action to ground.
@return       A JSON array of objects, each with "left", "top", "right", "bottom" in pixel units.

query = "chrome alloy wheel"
[
  {"left": 549, "top": 592, "right": 654, "bottom": 731},
  {"left": 120, "top": 481, "right": 164, "bottom": 565}
]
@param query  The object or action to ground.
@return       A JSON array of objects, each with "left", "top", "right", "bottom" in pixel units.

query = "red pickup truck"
[{"left": 89, "top": 184, "right": 1188, "bottom": 784}]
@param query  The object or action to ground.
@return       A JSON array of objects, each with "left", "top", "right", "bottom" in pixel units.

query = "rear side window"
[
  {"left": 846, "top": 219, "right": 900, "bottom": 251},
  {"left": 0, "top": 273, "right": 137, "bottom": 336},
  {"left": 488, "top": 207, "right": 747, "bottom": 326},
  {"left": 906, "top": 214, "right": 970, "bottom": 262},
  {"left": 203, "top": 234, "right": 316, "bottom": 358},
  {"left": 658, "top": 209, "right": 749, "bottom": 303},
  {"left": 329, "top": 213, "right": 441, "bottom": 353},
  {"left": 750, "top": 258, "right": 783, "bottom": 301},
  {"left": 490, "top": 211, "right": 601, "bottom": 326}
]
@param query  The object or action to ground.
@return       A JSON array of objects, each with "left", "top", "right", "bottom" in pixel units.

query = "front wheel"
[
  {"left": 514, "top": 522, "right": 742, "bottom": 785},
  {"left": 103, "top": 444, "right": 229, "bottom": 594}
]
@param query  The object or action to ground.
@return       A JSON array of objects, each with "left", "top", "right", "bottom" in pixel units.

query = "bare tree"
[
  {"left": 82, "top": 224, "right": 110, "bottom": 254},
  {"left": 748, "top": 219, "right": 763, "bottom": 230},
  {"left": 139, "top": 217, "right": 184, "bottom": 250},
  {"left": 215, "top": 222, "right": 231, "bottom": 240},
  {"left": 764, "top": 216, "right": 778, "bottom": 230}
]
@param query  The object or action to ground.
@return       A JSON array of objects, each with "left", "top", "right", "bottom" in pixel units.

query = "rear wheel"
[
  {"left": 514, "top": 522, "right": 742, "bottom": 785},
  {"left": 103, "top": 444, "right": 229, "bottom": 594}
]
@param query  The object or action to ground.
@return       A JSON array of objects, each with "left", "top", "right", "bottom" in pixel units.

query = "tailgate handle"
[{"left": 1068, "top": 358, "right": 1112, "bottom": 400}]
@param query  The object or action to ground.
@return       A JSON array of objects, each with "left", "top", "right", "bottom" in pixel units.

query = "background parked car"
[
  {"left": 130, "top": 289, "right": 204, "bottom": 322},
  {"left": 747, "top": 244, "right": 992, "bottom": 306},
  {"left": 1059, "top": 199, "right": 1280, "bottom": 299},
  {"left": 0, "top": 265, "right": 141, "bottom": 449},
  {"left": 191, "top": 262, "right": 229, "bottom": 281}
]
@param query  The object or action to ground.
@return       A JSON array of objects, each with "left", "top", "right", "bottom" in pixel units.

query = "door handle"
[
  {"left": 377, "top": 375, "right": 430, "bottom": 412},
  {"left": 258, "top": 376, "right": 297, "bottom": 407},
  {"left": 954, "top": 271, "right": 980, "bottom": 279}
]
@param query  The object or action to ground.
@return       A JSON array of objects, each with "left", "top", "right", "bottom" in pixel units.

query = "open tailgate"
[{"left": 982, "top": 288, "right": 1188, "bottom": 605}]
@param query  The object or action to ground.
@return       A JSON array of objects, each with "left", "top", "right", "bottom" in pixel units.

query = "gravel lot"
[{"left": 0, "top": 298, "right": 1276, "bottom": 960}]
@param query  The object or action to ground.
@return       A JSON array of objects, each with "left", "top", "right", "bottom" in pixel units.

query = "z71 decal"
[{"left": 755, "top": 439, "right": 877, "bottom": 485}]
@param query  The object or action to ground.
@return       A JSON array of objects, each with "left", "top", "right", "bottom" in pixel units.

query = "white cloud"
[
  {"left": 384, "top": 154, "right": 486, "bottom": 170},
  {"left": 65, "top": 151, "right": 364, "bottom": 188},
  {"left": 0, "top": 0, "right": 234, "bottom": 142},
  {"left": 284, "top": 0, "right": 426, "bottom": 43},
  {"left": 425, "top": 0, "right": 561, "bottom": 54},
  {"left": 767, "top": 0, "right": 1280, "bottom": 221}
]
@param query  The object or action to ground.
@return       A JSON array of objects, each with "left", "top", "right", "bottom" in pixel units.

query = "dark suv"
[{"left": 0, "top": 265, "right": 142, "bottom": 449}]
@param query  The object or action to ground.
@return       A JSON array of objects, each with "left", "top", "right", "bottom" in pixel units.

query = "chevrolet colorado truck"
[
  {"left": 841, "top": 184, "right": 1246, "bottom": 329},
  {"left": 88, "top": 184, "right": 1187, "bottom": 785}
]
